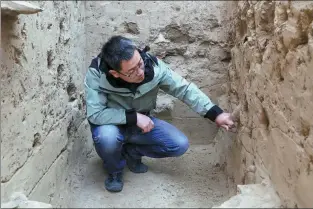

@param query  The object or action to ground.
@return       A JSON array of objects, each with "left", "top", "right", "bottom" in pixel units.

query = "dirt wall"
[
  {"left": 1, "top": 1, "right": 93, "bottom": 207},
  {"left": 220, "top": 1, "right": 313, "bottom": 207}
]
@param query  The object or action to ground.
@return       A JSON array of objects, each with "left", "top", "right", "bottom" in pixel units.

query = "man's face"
[{"left": 109, "top": 50, "right": 145, "bottom": 83}]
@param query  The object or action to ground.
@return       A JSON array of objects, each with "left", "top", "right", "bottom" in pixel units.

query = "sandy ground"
[{"left": 66, "top": 144, "right": 232, "bottom": 208}]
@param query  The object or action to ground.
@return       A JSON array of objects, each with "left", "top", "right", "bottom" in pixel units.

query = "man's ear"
[{"left": 109, "top": 70, "right": 120, "bottom": 78}]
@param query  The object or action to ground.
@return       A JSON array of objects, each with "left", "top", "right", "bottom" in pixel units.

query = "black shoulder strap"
[{"left": 138, "top": 45, "right": 159, "bottom": 66}]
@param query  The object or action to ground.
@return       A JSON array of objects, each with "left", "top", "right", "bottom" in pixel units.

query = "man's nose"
[{"left": 137, "top": 69, "right": 144, "bottom": 76}]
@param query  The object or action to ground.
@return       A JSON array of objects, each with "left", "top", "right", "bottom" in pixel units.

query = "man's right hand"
[{"left": 136, "top": 113, "right": 154, "bottom": 133}]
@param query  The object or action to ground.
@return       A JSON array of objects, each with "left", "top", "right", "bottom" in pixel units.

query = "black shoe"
[
  {"left": 105, "top": 172, "right": 123, "bottom": 192},
  {"left": 128, "top": 158, "right": 148, "bottom": 173},
  {"left": 123, "top": 152, "right": 148, "bottom": 173}
]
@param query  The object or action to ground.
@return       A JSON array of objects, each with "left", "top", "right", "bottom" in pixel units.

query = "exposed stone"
[
  {"left": 1, "top": 1, "right": 43, "bottom": 16},
  {"left": 212, "top": 183, "right": 281, "bottom": 208},
  {"left": 1, "top": 192, "right": 52, "bottom": 208},
  {"left": 123, "top": 22, "right": 140, "bottom": 35},
  {"left": 136, "top": 9, "right": 142, "bottom": 15},
  {"left": 153, "top": 33, "right": 170, "bottom": 44}
]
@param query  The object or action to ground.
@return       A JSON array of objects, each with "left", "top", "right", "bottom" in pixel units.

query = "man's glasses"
[{"left": 117, "top": 58, "right": 144, "bottom": 78}]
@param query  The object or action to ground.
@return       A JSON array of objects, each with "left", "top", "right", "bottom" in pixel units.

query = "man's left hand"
[{"left": 215, "top": 113, "right": 235, "bottom": 131}]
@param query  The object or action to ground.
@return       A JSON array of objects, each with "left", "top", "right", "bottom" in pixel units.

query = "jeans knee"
[
  {"left": 168, "top": 135, "right": 189, "bottom": 157},
  {"left": 92, "top": 125, "right": 122, "bottom": 154}
]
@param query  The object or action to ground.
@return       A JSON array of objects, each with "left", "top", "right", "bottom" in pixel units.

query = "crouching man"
[{"left": 84, "top": 35, "right": 234, "bottom": 192}]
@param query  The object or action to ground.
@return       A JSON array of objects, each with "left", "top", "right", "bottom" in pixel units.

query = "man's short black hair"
[{"left": 100, "top": 35, "right": 136, "bottom": 71}]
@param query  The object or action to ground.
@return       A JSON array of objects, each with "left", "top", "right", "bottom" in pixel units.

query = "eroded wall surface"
[
  {"left": 221, "top": 1, "right": 313, "bottom": 207},
  {"left": 1, "top": 1, "right": 92, "bottom": 206},
  {"left": 85, "top": 1, "right": 232, "bottom": 144}
]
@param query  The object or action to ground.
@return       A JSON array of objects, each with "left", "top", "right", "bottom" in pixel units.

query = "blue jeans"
[{"left": 90, "top": 117, "right": 189, "bottom": 174}]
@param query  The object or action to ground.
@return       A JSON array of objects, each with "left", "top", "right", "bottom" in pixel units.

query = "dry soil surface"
[{"left": 66, "top": 144, "right": 232, "bottom": 208}]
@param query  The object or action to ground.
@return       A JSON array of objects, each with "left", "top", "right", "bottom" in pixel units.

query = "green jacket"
[{"left": 84, "top": 52, "right": 223, "bottom": 126}]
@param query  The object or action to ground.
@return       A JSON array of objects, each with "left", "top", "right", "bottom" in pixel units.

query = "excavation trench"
[
  {"left": 61, "top": 2, "right": 235, "bottom": 207},
  {"left": 1, "top": 1, "right": 235, "bottom": 207},
  {"left": 2, "top": 1, "right": 313, "bottom": 208}
]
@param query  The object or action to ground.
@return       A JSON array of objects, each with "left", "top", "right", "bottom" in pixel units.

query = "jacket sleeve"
[
  {"left": 84, "top": 67, "right": 137, "bottom": 125},
  {"left": 158, "top": 59, "right": 223, "bottom": 122}
]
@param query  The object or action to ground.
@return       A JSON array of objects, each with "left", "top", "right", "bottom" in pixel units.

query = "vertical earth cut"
[
  {"left": 217, "top": 1, "right": 313, "bottom": 208},
  {"left": 1, "top": 1, "right": 93, "bottom": 207}
]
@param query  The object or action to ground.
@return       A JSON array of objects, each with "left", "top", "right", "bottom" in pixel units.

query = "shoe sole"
[
  {"left": 127, "top": 164, "right": 148, "bottom": 173},
  {"left": 105, "top": 185, "right": 123, "bottom": 192},
  {"left": 105, "top": 179, "right": 123, "bottom": 192}
]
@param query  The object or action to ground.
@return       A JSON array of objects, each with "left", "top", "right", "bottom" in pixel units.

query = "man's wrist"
[
  {"left": 204, "top": 105, "right": 224, "bottom": 122},
  {"left": 125, "top": 109, "right": 137, "bottom": 125}
]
